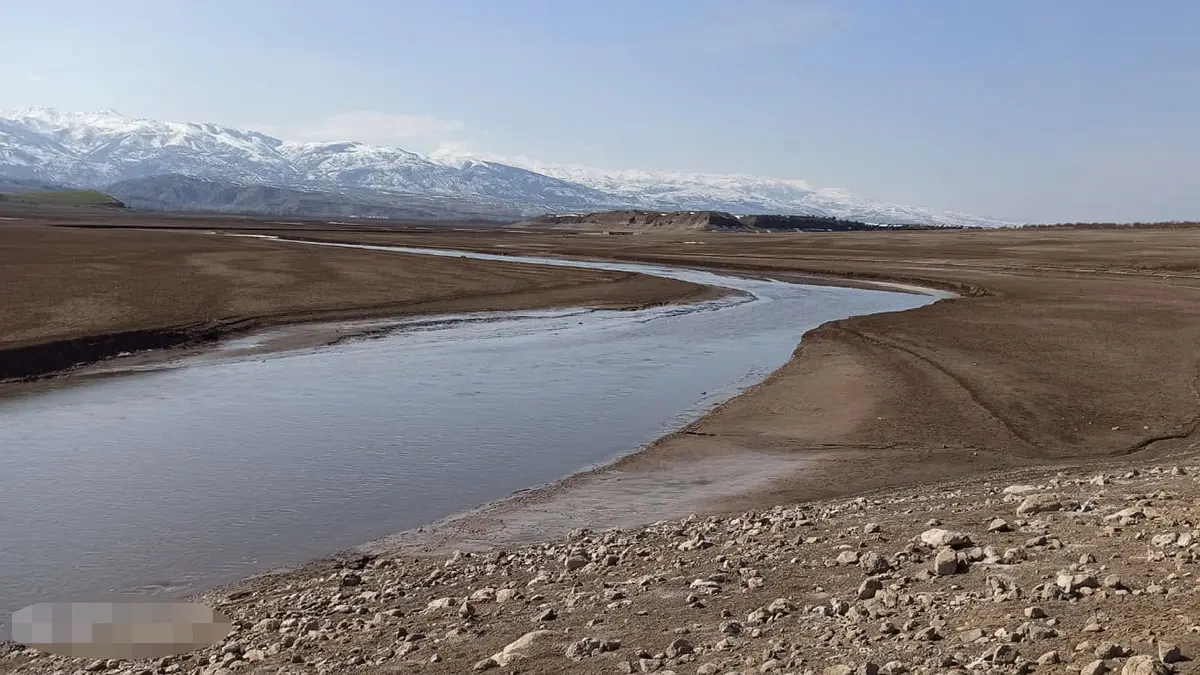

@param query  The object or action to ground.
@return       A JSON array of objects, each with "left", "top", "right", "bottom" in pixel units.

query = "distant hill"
[
  {"left": 517, "top": 210, "right": 961, "bottom": 232},
  {"left": 0, "top": 188, "right": 124, "bottom": 207},
  {"left": 103, "top": 174, "right": 514, "bottom": 221}
]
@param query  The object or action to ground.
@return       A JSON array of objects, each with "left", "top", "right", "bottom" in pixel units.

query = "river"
[{"left": 0, "top": 241, "right": 941, "bottom": 619}]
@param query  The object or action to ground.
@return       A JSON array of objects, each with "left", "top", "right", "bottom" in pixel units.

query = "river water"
[{"left": 0, "top": 241, "right": 940, "bottom": 619}]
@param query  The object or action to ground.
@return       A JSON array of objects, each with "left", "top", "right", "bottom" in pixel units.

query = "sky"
[{"left": 1, "top": 0, "right": 1198, "bottom": 223}]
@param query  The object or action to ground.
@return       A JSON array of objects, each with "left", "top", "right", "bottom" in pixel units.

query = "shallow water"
[{"left": 0, "top": 242, "right": 939, "bottom": 618}]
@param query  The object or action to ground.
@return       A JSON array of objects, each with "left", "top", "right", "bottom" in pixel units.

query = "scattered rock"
[
  {"left": 1157, "top": 642, "right": 1183, "bottom": 664},
  {"left": 920, "top": 528, "right": 974, "bottom": 549},
  {"left": 1017, "top": 494, "right": 1064, "bottom": 516},
  {"left": 858, "top": 577, "right": 884, "bottom": 600},
  {"left": 859, "top": 550, "right": 891, "bottom": 574},
  {"left": 933, "top": 547, "right": 960, "bottom": 576},
  {"left": 988, "top": 518, "right": 1013, "bottom": 533},
  {"left": 1039, "top": 651, "right": 1062, "bottom": 665},
  {"left": 1122, "top": 655, "right": 1170, "bottom": 675}
]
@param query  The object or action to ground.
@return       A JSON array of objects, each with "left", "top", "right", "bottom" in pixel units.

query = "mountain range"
[{"left": 0, "top": 108, "right": 1013, "bottom": 226}]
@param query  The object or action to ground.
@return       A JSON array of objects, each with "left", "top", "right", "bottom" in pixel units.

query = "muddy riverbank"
[{"left": 0, "top": 222, "right": 721, "bottom": 385}]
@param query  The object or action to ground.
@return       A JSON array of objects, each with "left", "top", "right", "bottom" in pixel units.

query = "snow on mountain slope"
[
  {"left": 0, "top": 108, "right": 1013, "bottom": 226},
  {"left": 432, "top": 149, "right": 1014, "bottom": 227}
]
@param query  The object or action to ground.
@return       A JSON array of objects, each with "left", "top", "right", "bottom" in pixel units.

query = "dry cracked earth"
[{"left": 6, "top": 456, "right": 1200, "bottom": 675}]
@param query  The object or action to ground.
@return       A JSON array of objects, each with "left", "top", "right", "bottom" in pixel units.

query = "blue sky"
[{"left": 2, "top": 0, "right": 1198, "bottom": 222}]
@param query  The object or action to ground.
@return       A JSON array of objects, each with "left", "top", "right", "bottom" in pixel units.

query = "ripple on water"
[{"left": 0, "top": 245, "right": 937, "bottom": 617}]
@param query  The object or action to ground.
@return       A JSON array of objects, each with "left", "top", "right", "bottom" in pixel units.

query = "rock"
[
  {"left": 339, "top": 572, "right": 363, "bottom": 587},
  {"left": 859, "top": 664, "right": 880, "bottom": 675},
  {"left": 1017, "top": 494, "right": 1064, "bottom": 516},
  {"left": 564, "top": 555, "right": 588, "bottom": 571},
  {"left": 1151, "top": 533, "right": 1177, "bottom": 547},
  {"left": 920, "top": 529, "right": 974, "bottom": 549},
  {"left": 863, "top": 523, "right": 882, "bottom": 534},
  {"left": 1157, "top": 643, "right": 1183, "bottom": 664},
  {"left": 495, "top": 588, "right": 520, "bottom": 603},
  {"left": 486, "top": 630, "right": 560, "bottom": 667},
  {"left": 469, "top": 588, "right": 497, "bottom": 603},
  {"left": 1025, "top": 607, "right": 1047, "bottom": 619},
  {"left": 1057, "top": 573, "right": 1100, "bottom": 594},
  {"left": 989, "top": 644, "right": 1020, "bottom": 664},
  {"left": 882, "top": 661, "right": 908, "bottom": 675},
  {"left": 1082, "top": 659, "right": 1108, "bottom": 675},
  {"left": 988, "top": 518, "right": 1013, "bottom": 533},
  {"left": 666, "top": 638, "right": 694, "bottom": 658},
  {"left": 824, "top": 667, "right": 854, "bottom": 675},
  {"left": 933, "top": 548, "right": 960, "bottom": 576},
  {"left": 1095, "top": 643, "right": 1126, "bottom": 659},
  {"left": 1028, "top": 624, "right": 1060, "bottom": 641},
  {"left": 565, "top": 637, "right": 618, "bottom": 659},
  {"left": 719, "top": 620, "right": 743, "bottom": 636},
  {"left": 959, "top": 628, "right": 986, "bottom": 643},
  {"left": 858, "top": 578, "right": 884, "bottom": 600},
  {"left": 1004, "top": 485, "right": 1039, "bottom": 495},
  {"left": 473, "top": 657, "right": 499, "bottom": 671},
  {"left": 1122, "top": 655, "right": 1170, "bottom": 675},
  {"left": 1038, "top": 651, "right": 1062, "bottom": 665},
  {"left": 766, "top": 598, "right": 795, "bottom": 615},
  {"left": 426, "top": 597, "right": 456, "bottom": 612},
  {"left": 535, "top": 608, "right": 557, "bottom": 622},
  {"left": 915, "top": 626, "right": 942, "bottom": 642},
  {"left": 859, "top": 551, "right": 891, "bottom": 574},
  {"left": 837, "top": 550, "right": 860, "bottom": 565}
]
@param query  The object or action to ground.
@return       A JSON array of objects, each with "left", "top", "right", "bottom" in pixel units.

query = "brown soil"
[{"left": 0, "top": 215, "right": 720, "bottom": 383}]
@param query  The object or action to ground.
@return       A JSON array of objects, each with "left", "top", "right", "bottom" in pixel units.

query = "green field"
[{"left": 0, "top": 190, "right": 125, "bottom": 207}]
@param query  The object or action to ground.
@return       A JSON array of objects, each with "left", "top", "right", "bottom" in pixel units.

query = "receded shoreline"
[
  {"left": 0, "top": 224, "right": 725, "bottom": 391},
  {"left": 7, "top": 216, "right": 1200, "bottom": 675}
]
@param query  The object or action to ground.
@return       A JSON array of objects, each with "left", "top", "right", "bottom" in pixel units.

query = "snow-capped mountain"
[{"left": 0, "top": 108, "right": 1013, "bottom": 226}]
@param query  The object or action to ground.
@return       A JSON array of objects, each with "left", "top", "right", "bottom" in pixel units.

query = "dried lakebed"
[{"left": 0, "top": 241, "right": 943, "bottom": 623}]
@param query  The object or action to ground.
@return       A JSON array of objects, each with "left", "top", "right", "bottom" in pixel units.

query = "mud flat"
[{"left": 0, "top": 220, "right": 720, "bottom": 385}]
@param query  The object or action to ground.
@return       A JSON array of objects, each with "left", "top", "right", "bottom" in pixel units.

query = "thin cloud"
[
  {"left": 26, "top": 75, "right": 47, "bottom": 83},
  {"left": 276, "top": 110, "right": 464, "bottom": 146}
]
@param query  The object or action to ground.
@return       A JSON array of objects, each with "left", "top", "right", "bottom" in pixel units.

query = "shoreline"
[
  {"left": 0, "top": 244, "right": 955, "bottom": 619},
  {"left": 10, "top": 224, "right": 1200, "bottom": 674},
  {"left": 0, "top": 278, "right": 729, "bottom": 398}
]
